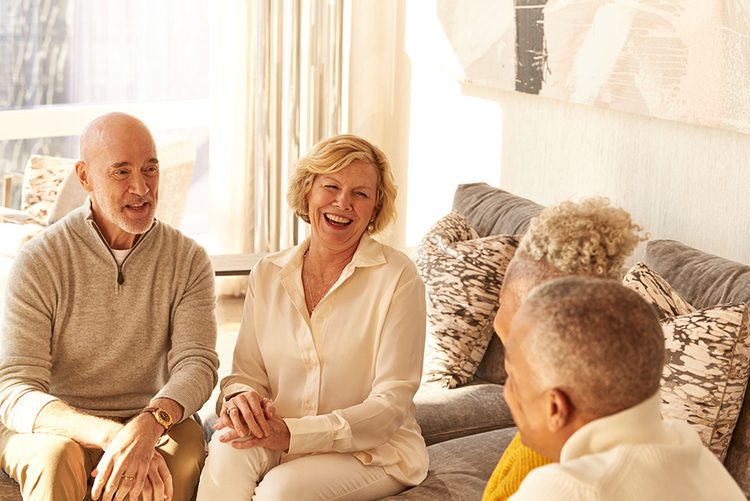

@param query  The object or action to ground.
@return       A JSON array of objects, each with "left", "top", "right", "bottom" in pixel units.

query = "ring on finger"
[
  {"left": 227, "top": 406, "right": 236, "bottom": 416},
  {"left": 121, "top": 474, "right": 135, "bottom": 481}
]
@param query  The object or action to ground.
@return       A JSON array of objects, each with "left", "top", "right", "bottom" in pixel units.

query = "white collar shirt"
[{"left": 220, "top": 234, "right": 429, "bottom": 485}]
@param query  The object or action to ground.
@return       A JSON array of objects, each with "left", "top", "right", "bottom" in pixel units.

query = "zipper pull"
[{"left": 118, "top": 270, "right": 124, "bottom": 285}]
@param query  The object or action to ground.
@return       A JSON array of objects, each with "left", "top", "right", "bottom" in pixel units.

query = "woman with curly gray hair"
[
  {"left": 198, "top": 135, "right": 428, "bottom": 500},
  {"left": 483, "top": 197, "right": 646, "bottom": 501}
]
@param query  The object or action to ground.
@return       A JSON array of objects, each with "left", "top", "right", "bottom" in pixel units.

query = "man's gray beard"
[{"left": 99, "top": 196, "right": 155, "bottom": 235}]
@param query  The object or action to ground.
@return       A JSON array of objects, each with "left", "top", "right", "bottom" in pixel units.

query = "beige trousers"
[
  {"left": 197, "top": 430, "right": 407, "bottom": 500},
  {"left": 0, "top": 418, "right": 205, "bottom": 501}
]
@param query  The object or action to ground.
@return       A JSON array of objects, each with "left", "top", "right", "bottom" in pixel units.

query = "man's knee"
[
  {"left": 20, "top": 436, "right": 88, "bottom": 501},
  {"left": 161, "top": 419, "right": 206, "bottom": 501}
]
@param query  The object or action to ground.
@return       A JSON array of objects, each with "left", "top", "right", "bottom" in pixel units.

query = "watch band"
[{"left": 142, "top": 406, "right": 174, "bottom": 434}]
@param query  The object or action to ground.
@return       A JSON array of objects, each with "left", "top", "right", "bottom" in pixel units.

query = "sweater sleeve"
[
  {"left": 483, "top": 432, "right": 552, "bottom": 501},
  {"left": 0, "top": 250, "right": 60, "bottom": 432},
  {"left": 154, "top": 245, "right": 219, "bottom": 418},
  {"left": 283, "top": 267, "right": 426, "bottom": 455}
]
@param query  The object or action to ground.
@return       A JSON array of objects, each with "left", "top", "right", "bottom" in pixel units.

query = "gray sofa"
[
  {"left": 2, "top": 183, "right": 750, "bottom": 500},
  {"left": 389, "top": 183, "right": 750, "bottom": 500}
]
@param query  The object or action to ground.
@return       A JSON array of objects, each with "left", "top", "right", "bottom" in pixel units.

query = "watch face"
[{"left": 157, "top": 410, "right": 171, "bottom": 423}]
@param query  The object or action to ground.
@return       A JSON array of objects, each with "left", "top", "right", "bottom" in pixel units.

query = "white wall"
[{"left": 349, "top": 0, "right": 750, "bottom": 265}]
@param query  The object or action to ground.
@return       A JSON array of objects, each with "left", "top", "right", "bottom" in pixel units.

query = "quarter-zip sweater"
[{"left": 0, "top": 201, "right": 219, "bottom": 433}]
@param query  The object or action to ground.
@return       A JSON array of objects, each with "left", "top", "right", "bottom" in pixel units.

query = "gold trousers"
[{"left": 0, "top": 417, "right": 205, "bottom": 501}]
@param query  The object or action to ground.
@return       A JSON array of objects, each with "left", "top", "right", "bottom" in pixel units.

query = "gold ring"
[{"left": 121, "top": 474, "right": 135, "bottom": 481}]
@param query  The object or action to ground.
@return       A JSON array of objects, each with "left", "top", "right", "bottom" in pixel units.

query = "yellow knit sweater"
[{"left": 482, "top": 432, "right": 551, "bottom": 501}]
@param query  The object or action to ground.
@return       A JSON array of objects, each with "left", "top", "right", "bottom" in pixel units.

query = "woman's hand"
[
  {"left": 219, "top": 411, "right": 291, "bottom": 452},
  {"left": 215, "top": 390, "right": 274, "bottom": 439}
]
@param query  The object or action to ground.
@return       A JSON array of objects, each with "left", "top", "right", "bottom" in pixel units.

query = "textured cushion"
[
  {"left": 452, "top": 183, "right": 543, "bottom": 238},
  {"left": 47, "top": 168, "right": 86, "bottom": 225},
  {"left": 660, "top": 303, "right": 750, "bottom": 461},
  {"left": 644, "top": 239, "right": 750, "bottom": 310},
  {"left": 414, "top": 380, "right": 514, "bottom": 446},
  {"left": 385, "top": 427, "right": 516, "bottom": 500},
  {"left": 643, "top": 242, "right": 750, "bottom": 494},
  {"left": 623, "top": 262, "right": 695, "bottom": 319},
  {"left": 21, "top": 155, "right": 77, "bottom": 225},
  {"left": 624, "top": 262, "right": 750, "bottom": 461},
  {"left": 415, "top": 212, "right": 519, "bottom": 388}
]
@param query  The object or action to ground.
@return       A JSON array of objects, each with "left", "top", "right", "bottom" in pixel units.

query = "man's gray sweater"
[{"left": 0, "top": 202, "right": 219, "bottom": 432}]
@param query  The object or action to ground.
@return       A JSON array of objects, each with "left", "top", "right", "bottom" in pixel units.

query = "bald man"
[
  {"left": 0, "top": 113, "right": 219, "bottom": 501},
  {"left": 504, "top": 277, "right": 744, "bottom": 500}
]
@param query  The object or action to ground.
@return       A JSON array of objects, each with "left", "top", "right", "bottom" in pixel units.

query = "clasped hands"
[
  {"left": 215, "top": 390, "right": 290, "bottom": 452},
  {"left": 90, "top": 413, "right": 173, "bottom": 501}
]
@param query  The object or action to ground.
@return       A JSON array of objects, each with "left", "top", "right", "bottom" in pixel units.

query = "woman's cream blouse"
[{"left": 220, "top": 234, "right": 429, "bottom": 485}]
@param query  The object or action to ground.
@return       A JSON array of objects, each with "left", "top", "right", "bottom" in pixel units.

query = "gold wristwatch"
[{"left": 142, "top": 406, "right": 174, "bottom": 434}]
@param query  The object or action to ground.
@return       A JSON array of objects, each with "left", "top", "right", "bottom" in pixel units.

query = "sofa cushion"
[
  {"left": 414, "top": 380, "right": 514, "bottom": 446},
  {"left": 643, "top": 241, "right": 750, "bottom": 495},
  {"left": 625, "top": 262, "right": 750, "bottom": 462},
  {"left": 386, "top": 427, "right": 516, "bottom": 500},
  {"left": 622, "top": 262, "right": 695, "bottom": 319},
  {"left": 0, "top": 472, "right": 19, "bottom": 500},
  {"left": 475, "top": 335, "right": 507, "bottom": 384},
  {"left": 644, "top": 239, "right": 750, "bottom": 310},
  {"left": 416, "top": 212, "right": 519, "bottom": 388},
  {"left": 452, "top": 183, "right": 543, "bottom": 238},
  {"left": 21, "top": 155, "right": 77, "bottom": 225},
  {"left": 452, "top": 183, "right": 544, "bottom": 384},
  {"left": 660, "top": 302, "right": 750, "bottom": 461}
]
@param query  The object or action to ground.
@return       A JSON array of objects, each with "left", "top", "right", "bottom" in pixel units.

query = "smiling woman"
[{"left": 197, "top": 134, "right": 429, "bottom": 500}]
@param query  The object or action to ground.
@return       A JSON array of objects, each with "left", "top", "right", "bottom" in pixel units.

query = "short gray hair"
[{"left": 519, "top": 276, "right": 665, "bottom": 417}]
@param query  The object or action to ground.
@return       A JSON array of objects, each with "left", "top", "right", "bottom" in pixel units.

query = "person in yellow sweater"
[{"left": 482, "top": 198, "right": 645, "bottom": 501}]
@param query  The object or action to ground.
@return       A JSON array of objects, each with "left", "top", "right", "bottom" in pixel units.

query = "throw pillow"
[
  {"left": 660, "top": 303, "right": 750, "bottom": 461},
  {"left": 415, "top": 212, "right": 519, "bottom": 388},
  {"left": 21, "top": 155, "right": 78, "bottom": 225},
  {"left": 622, "top": 262, "right": 695, "bottom": 319},
  {"left": 623, "top": 262, "right": 750, "bottom": 461}
]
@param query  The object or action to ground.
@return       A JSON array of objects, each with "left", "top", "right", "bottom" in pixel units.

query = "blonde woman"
[
  {"left": 198, "top": 135, "right": 428, "bottom": 500},
  {"left": 483, "top": 198, "right": 645, "bottom": 501}
]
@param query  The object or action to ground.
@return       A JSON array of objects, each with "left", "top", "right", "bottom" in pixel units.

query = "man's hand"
[
  {"left": 137, "top": 451, "right": 173, "bottom": 501},
  {"left": 219, "top": 409, "right": 291, "bottom": 452},
  {"left": 90, "top": 413, "right": 163, "bottom": 501}
]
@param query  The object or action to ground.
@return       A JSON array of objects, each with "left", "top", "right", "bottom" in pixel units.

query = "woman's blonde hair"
[
  {"left": 517, "top": 198, "right": 646, "bottom": 279},
  {"left": 287, "top": 134, "right": 397, "bottom": 234}
]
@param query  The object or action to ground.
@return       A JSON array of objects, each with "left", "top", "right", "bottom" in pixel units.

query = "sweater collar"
[
  {"left": 560, "top": 393, "right": 671, "bottom": 462},
  {"left": 78, "top": 196, "right": 157, "bottom": 251}
]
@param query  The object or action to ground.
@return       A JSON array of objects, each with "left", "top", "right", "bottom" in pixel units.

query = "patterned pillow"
[
  {"left": 660, "top": 303, "right": 750, "bottom": 461},
  {"left": 623, "top": 262, "right": 750, "bottom": 460},
  {"left": 623, "top": 262, "right": 695, "bottom": 319},
  {"left": 21, "top": 155, "right": 78, "bottom": 225},
  {"left": 415, "top": 212, "right": 519, "bottom": 388}
]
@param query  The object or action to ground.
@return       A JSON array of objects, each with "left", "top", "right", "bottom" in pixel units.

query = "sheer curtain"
[{"left": 210, "top": 0, "right": 348, "bottom": 296}]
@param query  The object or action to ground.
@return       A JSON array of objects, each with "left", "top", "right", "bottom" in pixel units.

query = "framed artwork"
[{"left": 437, "top": 0, "right": 750, "bottom": 134}]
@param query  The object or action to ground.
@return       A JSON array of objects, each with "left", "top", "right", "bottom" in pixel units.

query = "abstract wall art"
[{"left": 438, "top": 0, "right": 750, "bottom": 134}]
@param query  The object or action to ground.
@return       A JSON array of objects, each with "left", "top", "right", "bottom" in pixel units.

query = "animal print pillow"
[
  {"left": 623, "top": 262, "right": 695, "bottom": 319},
  {"left": 623, "top": 262, "right": 750, "bottom": 460},
  {"left": 660, "top": 303, "right": 750, "bottom": 461},
  {"left": 415, "top": 212, "right": 520, "bottom": 388}
]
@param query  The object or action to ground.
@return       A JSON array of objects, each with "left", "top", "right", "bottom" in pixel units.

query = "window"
[{"left": 0, "top": 0, "right": 209, "bottom": 237}]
